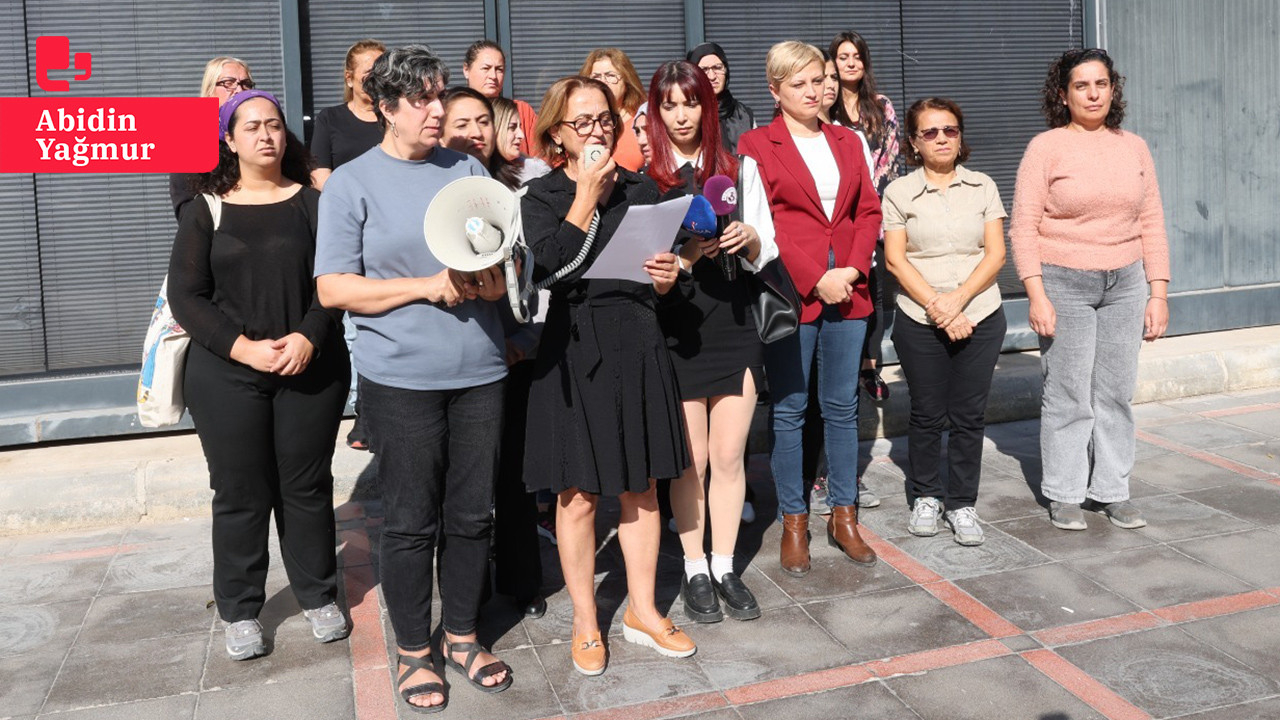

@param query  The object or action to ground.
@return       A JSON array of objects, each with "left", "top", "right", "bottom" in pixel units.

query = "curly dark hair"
[
  {"left": 364, "top": 44, "right": 450, "bottom": 131},
  {"left": 191, "top": 104, "right": 314, "bottom": 196},
  {"left": 1041, "top": 48, "right": 1125, "bottom": 129},
  {"left": 903, "top": 97, "right": 971, "bottom": 166}
]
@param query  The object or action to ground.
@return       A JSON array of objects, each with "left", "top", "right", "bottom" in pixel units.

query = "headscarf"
[
  {"left": 686, "top": 42, "right": 742, "bottom": 122},
  {"left": 218, "top": 89, "right": 283, "bottom": 139}
]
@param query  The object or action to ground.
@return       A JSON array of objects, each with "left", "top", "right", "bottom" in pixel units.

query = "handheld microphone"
[
  {"left": 681, "top": 194, "right": 717, "bottom": 238},
  {"left": 702, "top": 174, "right": 739, "bottom": 280}
]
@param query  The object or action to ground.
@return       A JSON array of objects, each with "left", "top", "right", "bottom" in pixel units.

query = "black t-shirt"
[{"left": 310, "top": 103, "right": 382, "bottom": 170}]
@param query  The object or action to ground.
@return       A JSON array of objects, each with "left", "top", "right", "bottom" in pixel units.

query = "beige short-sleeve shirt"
[{"left": 881, "top": 165, "right": 1007, "bottom": 325}]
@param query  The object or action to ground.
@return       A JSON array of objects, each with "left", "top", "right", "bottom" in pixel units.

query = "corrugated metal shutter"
[
  {"left": 304, "top": 0, "right": 486, "bottom": 117},
  {"left": 704, "top": 1, "right": 904, "bottom": 129},
  {"left": 900, "top": 0, "right": 1083, "bottom": 295},
  {"left": 21, "top": 1, "right": 285, "bottom": 371},
  {"left": 509, "top": 0, "right": 687, "bottom": 109},
  {"left": 0, "top": 2, "right": 44, "bottom": 377}
]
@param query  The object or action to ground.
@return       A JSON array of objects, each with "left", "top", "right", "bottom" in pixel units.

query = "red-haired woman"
[{"left": 649, "top": 61, "right": 777, "bottom": 623}]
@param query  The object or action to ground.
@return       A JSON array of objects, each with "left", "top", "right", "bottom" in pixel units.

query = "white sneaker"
[
  {"left": 303, "top": 602, "right": 350, "bottom": 642},
  {"left": 945, "top": 507, "right": 985, "bottom": 546},
  {"left": 224, "top": 618, "right": 266, "bottom": 661},
  {"left": 908, "top": 497, "right": 943, "bottom": 537}
]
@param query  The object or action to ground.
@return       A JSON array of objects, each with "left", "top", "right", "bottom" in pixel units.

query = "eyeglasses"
[
  {"left": 916, "top": 126, "right": 960, "bottom": 141},
  {"left": 590, "top": 71, "right": 621, "bottom": 85},
  {"left": 560, "top": 112, "right": 617, "bottom": 136},
  {"left": 215, "top": 77, "right": 255, "bottom": 92},
  {"left": 698, "top": 63, "right": 726, "bottom": 76}
]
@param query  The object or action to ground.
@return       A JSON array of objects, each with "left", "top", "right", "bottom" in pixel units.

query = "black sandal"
[
  {"left": 442, "top": 638, "right": 513, "bottom": 694},
  {"left": 396, "top": 652, "right": 448, "bottom": 714}
]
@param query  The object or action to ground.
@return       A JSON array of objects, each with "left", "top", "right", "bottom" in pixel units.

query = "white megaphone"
[{"left": 424, "top": 176, "right": 533, "bottom": 323}]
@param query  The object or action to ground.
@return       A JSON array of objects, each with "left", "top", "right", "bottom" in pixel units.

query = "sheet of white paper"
[{"left": 581, "top": 195, "right": 694, "bottom": 284}]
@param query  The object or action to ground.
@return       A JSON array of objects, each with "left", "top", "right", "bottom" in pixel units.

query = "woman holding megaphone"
[
  {"left": 521, "top": 75, "right": 694, "bottom": 676},
  {"left": 647, "top": 60, "right": 778, "bottom": 625}
]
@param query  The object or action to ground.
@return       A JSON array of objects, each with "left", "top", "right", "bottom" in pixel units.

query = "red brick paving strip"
[
  {"left": 863, "top": 639, "right": 1011, "bottom": 678},
  {"left": 1198, "top": 402, "right": 1280, "bottom": 419},
  {"left": 1021, "top": 649, "right": 1152, "bottom": 720},
  {"left": 920, "top": 582, "right": 1023, "bottom": 638},
  {"left": 345, "top": 518, "right": 397, "bottom": 720},
  {"left": 1152, "top": 589, "right": 1280, "bottom": 623},
  {"left": 567, "top": 691, "right": 728, "bottom": 720},
  {"left": 722, "top": 664, "right": 873, "bottom": 705},
  {"left": 1136, "top": 429, "right": 1280, "bottom": 483},
  {"left": 1032, "top": 611, "right": 1165, "bottom": 647}
]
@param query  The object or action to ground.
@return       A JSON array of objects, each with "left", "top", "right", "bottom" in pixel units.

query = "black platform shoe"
[
  {"left": 712, "top": 573, "right": 761, "bottom": 621},
  {"left": 681, "top": 573, "right": 724, "bottom": 623}
]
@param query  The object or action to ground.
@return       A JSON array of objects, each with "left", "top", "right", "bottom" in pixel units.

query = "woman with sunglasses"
[
  {"left": 883, "top": 98, "right": 1007, "bottom": 546},
  {"left": 521, "top": 76, "right": 694, "bottom": 677},
  {"left": 580, "top": 49, "right": 647, "bottom": 171}
]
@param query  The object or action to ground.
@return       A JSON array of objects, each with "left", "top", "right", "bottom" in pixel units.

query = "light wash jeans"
[{"left": 1038, "top": 261, "right": 1146, "bottom": 504}]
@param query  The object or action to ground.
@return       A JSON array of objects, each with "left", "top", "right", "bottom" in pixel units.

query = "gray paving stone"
[
  {"left": 805, "top": 586, "right": 988, "bottom": 664},
  {"left": 990, "top": 515, "right": 1157, "bottom": 561},
  {"left": 1129, "top": 494, "right": 1253, "bottom": 543},
  {"left": 1171, "top": 529, "right": 1280, "bottom": 589},
  {"left": 0, "top": 599, "right": 89, "bottom": 658},
  {"left": 475, "top": 594, "right": 534, "bottom": 652},
  {"left": 1212, "top": 440, "right": 1280, "bottom": 474},
  {"left": 1175, "top": 695, "right": 1280, "bottom": 719},
  {"left": 40, "top": 693, "right": 198, "bottom": 720},
  {"left": 5, "top": 527, "right": 127, "bottom": 558},
  {"left": 42, "top": 633, "right": 208, "bottom": 713},
  {"left": 100, "top": 546, "right": 214, "bottom": 595},
  {"left": 889, "top": 525, "right": 1052, "bottom": 581},
  {"left": 1143, "top": 419, "right": 1271, "bottom": 451},
  {"left": 195, "top": 676, "right": 354, "bottom": 720},
  {"left": 886, "top": 655, "right": 1105, "bottom": 720},
  {"left": 735, "top": 680, "right": 916, "bottom": 720},
  {"left": 1183, "top": 481, "right": 1280, "bottom": 526},
  {"left": 999, "top": 634, "right": 1044, "bottom": 653},
  {"left": 753, "top": 524, "right": 916, "bottom": 603},
  {"left": 0, "top": 556, "right": 112, "bottom": 606},
  {"left": 970, "top": 474, "right": 1051, "bottom": 522},
  {"left": 1056, "top": 626, "right": 1279, "bottom": 718},
  {"left": 202, "top": 610, "right": 350, "bottom": 690},
  {"left": 536, "top": 633, "right": 714, "bottom": 714},
  {"left": 1162, "top": 393, "right": 1248, "bottom": 413},
  {"left": 1179, "top": 606, "right": 1280, "bottom": 680},
  {"left": 1133, "top": 402, "right": 1194, "bottom": 423},
  {"left": 1131, "top": 452, "right": 1251, "bottom": 493},
  {"left": 78, "top": 586, "right": 215, "bottom": 645},
  {"left": 954, "top": 563, "right": 1140, "bottom": 632},
  {"left": 1216, "top": 409, "right": 1280, "bottom": 438},
  {"left": 678, "top": 710, "right": 742, "bottom": 720},
  {"left": 1068, "top": 545, "right": 1253, "bottom": 610},
  {"left": 690, "top": 605, "right": 854, "bottom": 690},
  {"left": 420, "top": 646, "right": 562, "bottom": 720},
  {"left": 859, "top": 460, "right": 908, "bottom": 500},
  {"left": 122, "top": 517, "right": 212, "bottom": 550},
  {"left": 0, "top": 640, "right": 73, "bottom": 717}
]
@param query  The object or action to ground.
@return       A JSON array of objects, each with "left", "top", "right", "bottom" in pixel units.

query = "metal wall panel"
[
  {"left": 508, "top": 0, "right": 687, "bottom": 107},
  {"left": 22, "top": 1, "right": 285, "bottom": 372},
  {"left": 304, "top": 0, "right": 486, "bottom": 116}
]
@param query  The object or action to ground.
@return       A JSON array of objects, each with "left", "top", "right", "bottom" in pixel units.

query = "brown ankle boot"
[
  {"left": 828, "top": 505, "right": 877, "bottom": 565},
  {"left": 780, "top": 513, "right": 811, "bottom": 577}
]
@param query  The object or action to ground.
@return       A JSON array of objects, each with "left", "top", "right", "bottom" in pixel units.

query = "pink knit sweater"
[{"left": 1010, "top": 127, "right": 1170, "bottom": 282}]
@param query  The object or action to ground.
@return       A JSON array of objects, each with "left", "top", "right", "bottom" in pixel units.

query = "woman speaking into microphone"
[{"left": 647, "top": 60, "right": 777, "bottom": 624}]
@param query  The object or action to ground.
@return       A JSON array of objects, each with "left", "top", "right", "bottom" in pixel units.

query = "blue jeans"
[{"left": 766, "top": 305, "right": 867, "bottom": 517}]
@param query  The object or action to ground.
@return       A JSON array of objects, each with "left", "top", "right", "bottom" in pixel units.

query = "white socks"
[
  {"left": 684, "top": 556, "right": 710, "bottom": 580},
  {"left": 710, "top": 553, "right": 734, "bottom": 582}
]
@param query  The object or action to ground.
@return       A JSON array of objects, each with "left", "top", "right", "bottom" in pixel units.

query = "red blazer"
[{"left": 738, "top": 116, "right": 881, "bottom": 323}]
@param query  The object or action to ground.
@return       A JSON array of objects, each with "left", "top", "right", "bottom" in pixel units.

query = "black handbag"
[{"left": 748, "top": 258, "right": 802, "bottom": 343}]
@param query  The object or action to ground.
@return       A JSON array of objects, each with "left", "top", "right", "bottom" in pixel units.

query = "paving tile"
[
  {"left": 122, "top": 517, "right": 212, "bottom": 550},
  {"left": 476, "top": 594, "right": 534, "bottom": 652},
  {"left": 971, "top": 473, "right": 1052, "bottom": 522},
  {"left": 1056, "top": 626, "right": 1279, "bottom": 718},
  {"left": 1212, "top": 440, "right": 1280, "bottom": 474},
  {"left": 536, "top": 633, "right": 714, "bottom": 714},
  {"left": 1175, "top": 695, "right": 1280, "bottom": 719},
  {"left": 1067, "top": 545, "right": 1252, "bottom": 611},
  {"left": 753, "top": 527, "right": 916, "bottom": 604},
  {"left": 679, "top": 710, "right": 742, "bottom": 720},
  {"left": 1183, "top": 481, "right": 1280, "bottom": 526},
  {"left": 886, "top": 654, "right": 1105, "bottom": 720},
  {"left": 1142, "top": 418, "right": 1271, "bottom": 451},
  {"left": 888, "top": 525, "right": 1052, "bottom": 581},
  {"left": 0, "top": 641, "right": 72, "bottom": 717},
  {"left": 690, "top": 605, "right": 854, "bottom": 690},
  {"left": 0, "top": 556, "right": 112, "bottom": 606},
  {"left": 1134, "top": 437, "right": 1175, "bottom": 461},
  {"left": 78, "top": 586, "right": 215, "bottom": 645},
  {"left": 1162, "top": 393, "right": 1248, "bottom": 413},
  {"left": 1133, "top": 402, "right": 1193, "bottom": 424},
  {"left": 857, "top": 500, "right": 913, "bottom": 539},
  {"left": 858, "top": 460, "right": 908, "bottom": 501},
  {"left": 805, "top": 586, "right": 988, "bottom": 664},
  {"left": 1215, "top": 409, "right": 1280, "bottom": 437},
  {"left": 1179, "top": 605, "right": 1280, "bottom": 679},
  {"left": 203, "top": 609, "right": 349, "bottom": 690},
  {"left": 40, "top": 693, "right": 198, "bottom": 720},
  {"left": 6, "top": 526, "right": 127, "bottom": 558},
  {"left": 100, "top": 546, "right": 214, "bottom": 595},
  {"left": 195, "top": 676, "right": 355, "bottom": 720},
  {"left": 1131, "top": 451, "right": 1252, "bottom": 492},
  {"left": 990, "top": 515, "right": 1157, "bottom": 561},
  {"left": 954, "top": 564, "right": 1140, "bottom": 632},
  {"left": 0, "top": 599, "right": 88, "bottom": 659},
  {"left": 413, "top": 646, "right": 562, "bottom": 720},
  {"left": 735, "top": 681, "right": 915, "bottom": 720},
  {"left": 42, "top": 633, "right": 208, "bottom": 713},
  {"left": 1170, "top": 529, "right": 1280, "bottom": 589},
  {"left": 1129, "top": 495, "right": 1253, "bottom": 543}
]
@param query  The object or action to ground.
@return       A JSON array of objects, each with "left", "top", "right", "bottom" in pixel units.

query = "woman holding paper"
[
  {"left": 520, "top": 75, "right": 694, "bottom": 677},
  {"left": 647, "top": 60, "right": 777, "bottom": 624},
  {"left": 737, "top": 41, "right": 882, "bottom": 577}
]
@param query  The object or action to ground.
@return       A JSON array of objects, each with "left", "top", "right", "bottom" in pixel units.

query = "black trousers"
[
  {"left": 492, "top": 360, "right": 543, "bottom": 602},
  {"left": 184, "top": 341, "right": 349, "bottom": 623},
  {"left": 862, "top": 244, "right": 898, "bottom": 366},
  {"left": 362, "top": 376, "right": 504, "bottom": 649},
  {"left": 892, "top": 308, "right": 1006, "bottom": 509}
]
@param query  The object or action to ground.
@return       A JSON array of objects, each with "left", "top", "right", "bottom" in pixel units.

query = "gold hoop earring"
[{"left": 390, "top": 120, "right": 399, "bottom": 138}]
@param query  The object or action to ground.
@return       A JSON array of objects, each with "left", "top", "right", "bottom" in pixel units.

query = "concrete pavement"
[{"left": 2, "top": 387, "right": 1280, "bottom": 719}]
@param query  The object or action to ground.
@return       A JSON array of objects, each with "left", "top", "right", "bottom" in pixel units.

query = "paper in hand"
[{"left": 581, "top": 195, "right": 694, "bottom": 284}]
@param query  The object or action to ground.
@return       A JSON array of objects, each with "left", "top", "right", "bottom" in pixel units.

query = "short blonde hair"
[
  {"left": 579, "top": 48, "right": 644, "bottom": 115},
  {"left": 765, "top": 41, "right": 824, "bottom": 88},
  {"left": 199, "top": 57, "right": 253, "bottom": 98}
]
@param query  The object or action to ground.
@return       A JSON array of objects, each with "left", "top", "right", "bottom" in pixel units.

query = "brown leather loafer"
[
  {"left": 571, "top": 630, "right": 606, "bottom": 676},
  {"left": 828, "top": 505, "right": 877, "bottom": 565},
  {"left": 621, "top": 606, "right": 696, "bottom": 658},
  {"left": 780, "top": 513, "right": 811, "bottom": 577}
]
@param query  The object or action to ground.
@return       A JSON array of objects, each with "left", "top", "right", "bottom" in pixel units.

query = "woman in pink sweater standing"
[{"left": 1011, "top": 48, "right": 1170, "bottom": 532}]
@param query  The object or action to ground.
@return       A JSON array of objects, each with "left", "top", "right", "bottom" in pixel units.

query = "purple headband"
[{"left": 218, "top": 89, "right": 283, "bottom": 139}]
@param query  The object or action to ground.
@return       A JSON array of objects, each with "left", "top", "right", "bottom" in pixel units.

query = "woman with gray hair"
[{"left": 315, "top": 44, "right": 512, "bottom": 713}]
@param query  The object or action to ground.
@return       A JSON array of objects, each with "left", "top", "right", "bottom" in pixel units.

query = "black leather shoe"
[
  {"left": 711, "top": 573, "right": 761, "bottom": 621},
  {"left": 681, "top": 573, "right": 723, "bottom": 623},
  {"left": 522, "top": 596, "right": 547, "bottom": 620}
]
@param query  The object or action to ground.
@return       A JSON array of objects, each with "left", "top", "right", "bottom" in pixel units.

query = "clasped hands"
[
  {"left": 424, "top": 265, "right": 507, "bottom": 308},
  {"left": 925, "top": 289, "right": 975, "bottom": 342},
  {"left": 231, "top": 333, "right": 315, "bottom": 375}
]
